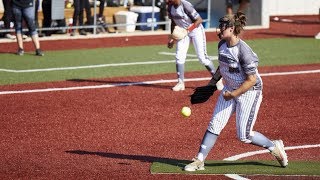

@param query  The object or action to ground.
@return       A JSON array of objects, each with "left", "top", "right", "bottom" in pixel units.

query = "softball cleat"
[
  {"left": 271, "top": 140, "right": 288, "bottom": 167},
  {"left": 184, "top": 158, "right": 205, "bottom": 171},
  {"left": 172, "top": 82, "right": 185, "bottom": 91}
]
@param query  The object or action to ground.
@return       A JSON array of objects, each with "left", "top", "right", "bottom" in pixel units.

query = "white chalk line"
[
  {"left": 0, "top": 59, "right": 199, "bottom": 73},
  {"left": 223, "top": 144, "right": 320, "bottom": 179},
  {"left": 0, "top": 53, "right": 218, "bottom": 73},
  {"left": 0, "top": 69, "right": 319, "bottom": 95}
]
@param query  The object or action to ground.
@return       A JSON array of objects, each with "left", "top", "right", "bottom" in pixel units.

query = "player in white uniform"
[
  {"left": 184, "top": 12, "right": 288, "bottom": 171},
  {"left": 167, "top": 0, "right": 217, "bottom": 91}
]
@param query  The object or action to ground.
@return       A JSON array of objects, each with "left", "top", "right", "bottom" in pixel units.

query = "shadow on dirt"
[
  {"left": 65, "top": 150, "right": 279, "bottom": 169},
  {"left": 65, "top": 150, "right": 188, "bottom": 168}
]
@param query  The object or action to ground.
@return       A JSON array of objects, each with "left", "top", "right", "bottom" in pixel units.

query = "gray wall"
[
  {"left": 210, "top": 0, "right": 262, "bottom": 28},
  {"left": 190, "top": 0, "right": 263, "bottom": 28}
]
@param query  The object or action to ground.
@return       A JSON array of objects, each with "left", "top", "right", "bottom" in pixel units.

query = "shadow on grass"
[
  {"left": 205, "top": 161, "right": 279, "bottom": 168},
  {"left": 67, "top": 78, "right": 196, "bottom": 90}
]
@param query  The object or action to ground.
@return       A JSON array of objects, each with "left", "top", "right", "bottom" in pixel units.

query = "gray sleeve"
[
  {"left": 181, "top": 0, "right": 200, "bottom": 22},
  {"left": 239, "top": 41, "right": 259, "bottom": 75}
]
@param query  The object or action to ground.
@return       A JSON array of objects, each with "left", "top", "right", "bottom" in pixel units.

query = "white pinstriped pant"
[{"left": 207, "top": 88, "right": 263, "bottom": 143}]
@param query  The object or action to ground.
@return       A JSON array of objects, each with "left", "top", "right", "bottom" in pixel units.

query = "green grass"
[
  {"left": 151, "top": 160, "right": 320, "bottom": 175},
  {"left": 0, "top": 38, "right": 319, "bottom": 85}
]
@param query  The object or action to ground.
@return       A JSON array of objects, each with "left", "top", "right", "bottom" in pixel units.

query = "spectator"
[
  {"left": 41, "top": 0, "right": 52, "bottom": 36},
  {"left": 1, "top": 0, "right": 15, "bottom": 39},
  {"left": 98, "top": 0, "right": 106, "bottom": 19},
  {"left": 34, "top": 0, "right": 45, "bottom": 37},
  {"left": 156, "top": 0, "right": 167, "bottom": 30},
  {"left": 71, "top": 0, "right": 92, "bottom": 36},
  {"left": 226, "top": 0, "right": 250, "bottom": 15},
  {"left": 11, "top": 0, "right": 44, "bottom": 56}
]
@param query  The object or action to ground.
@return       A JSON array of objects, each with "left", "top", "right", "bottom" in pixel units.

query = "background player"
[
  {"left": 167, "top": 0, "right": 218, "bottom": 91},
  {"left": 184, "top": 12, "right": 288, "bottom": 171},
  {"left": 226, "top": 0, "right": 250, "bottom": 15}
]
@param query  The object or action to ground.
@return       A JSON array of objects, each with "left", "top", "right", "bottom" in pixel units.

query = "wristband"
[{"left": 187, "top": 23, "right": 197, "bottom": 32}]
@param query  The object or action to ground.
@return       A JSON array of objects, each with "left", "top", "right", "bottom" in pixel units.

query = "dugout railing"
[{"left": 0, "top": 0, "right": 267, "bottom": 36}]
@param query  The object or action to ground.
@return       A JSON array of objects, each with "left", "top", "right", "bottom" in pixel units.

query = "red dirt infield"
[{"left": 0, "top": 15, "right": 319, "bottom": 179}]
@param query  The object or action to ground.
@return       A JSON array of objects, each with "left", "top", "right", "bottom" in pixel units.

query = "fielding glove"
[
  {"left": 190, "top": 85, "right": 217, "bottom": 104},
  {"left": 171, "top": 26, "right": 188, "bottom": 40}
]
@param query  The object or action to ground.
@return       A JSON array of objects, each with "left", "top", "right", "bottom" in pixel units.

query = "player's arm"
[
  {"left": 183, "top": 1, "right": 203, "bottom": 32},
  {"left": 224, "top": 42, "right": 259, "bottom": 100},
  {"left": 223, "top": 74, "right": 256, "bottom": 101},
  {"left": 188, "top": 16, "right": 203, "bottom": 32},
  {"left": 208, "top": 66, "right": 222, "bottom": 86}
]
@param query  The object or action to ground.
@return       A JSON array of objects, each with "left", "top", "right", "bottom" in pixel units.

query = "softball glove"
[
  {"left": 171, "top": 26, "right": 188, "bottom": 40},
  {"left": 190, "top": 85, "right": 217, "bottom": 104}
]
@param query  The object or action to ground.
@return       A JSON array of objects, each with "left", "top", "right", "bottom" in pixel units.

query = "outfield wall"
[{"left": 267, "top": 0, "right": 320, "bottom": 16}]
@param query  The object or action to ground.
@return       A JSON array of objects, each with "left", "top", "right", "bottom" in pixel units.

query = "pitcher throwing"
[{"left": 184, "top": 12, "right": 288, "bottom": 171}]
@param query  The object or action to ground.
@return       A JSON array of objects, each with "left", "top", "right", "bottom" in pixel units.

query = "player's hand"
[
  {"left": 223, "top": 91, "right": 234, "bottom": 101},
  {"left": 167, "top": 38, "right": 174, "bottom": 49}
]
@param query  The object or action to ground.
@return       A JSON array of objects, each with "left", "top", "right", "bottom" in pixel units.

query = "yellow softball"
[{"left": 181, "top": 106, "right": 191, "bottom": 117}]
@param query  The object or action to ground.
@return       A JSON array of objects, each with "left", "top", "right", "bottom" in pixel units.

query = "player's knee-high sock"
[
  {"left": 176, "top": 63, "right": 184, "bottom": 82},
  {"left": 205, "top": 62, "right": 215, "bottom": 76},
  {"left": 250, "top": 131, "right": 275, "bottom": 150},
  {"left": 197, "top": 130, "right": 218, "bottom": 162}
]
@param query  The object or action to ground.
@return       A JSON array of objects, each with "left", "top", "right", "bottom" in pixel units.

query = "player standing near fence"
[
  {"left": 11, "top": 0, "right": 44, "bottom": 56},
  {"left": 184, "top": 12, "right": 288, "bottom": 171},
  {"left": 167, "top": 0, "right": 222, "bottom": 91}
]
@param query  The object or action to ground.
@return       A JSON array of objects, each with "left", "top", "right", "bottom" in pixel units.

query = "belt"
[
  {"left": 249, "top": 86, "right": 262, "bottom": 91},
  {"left": 232, "top": 86, "right": 262, "bottom": 91}
]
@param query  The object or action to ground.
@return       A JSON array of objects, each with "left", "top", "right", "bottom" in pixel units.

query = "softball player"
[
  {"left": 167, "top": 0, "right": 217, "bottom": 91},
  {"left": 184, "top": 12, "right": 288, "bottom": 171}
]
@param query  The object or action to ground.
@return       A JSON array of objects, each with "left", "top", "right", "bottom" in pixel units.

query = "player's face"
[
  {"left": 223, "top": 27, "right": 234, "bottom": 38},
  {"left": 218, "top": 23, "right": 234, "bottom": 39}
]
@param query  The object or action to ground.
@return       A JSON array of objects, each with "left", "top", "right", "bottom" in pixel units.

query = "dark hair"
[
  {"left": 219, "top": 12, "right": 247, "bottom": 36},
  {"left": 233, "top": 12, "right": 247, "bottom": 35}
]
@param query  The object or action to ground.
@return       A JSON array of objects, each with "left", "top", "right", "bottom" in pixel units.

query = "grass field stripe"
[
  {"left": 0, "top": 57, "right": 217, "bottom": 73},
  {"left": 0, "top": 69, "right": 319, "bottom": 95},
  {"left": 223, "top": 144, "right": 320, "bottom": 180}
]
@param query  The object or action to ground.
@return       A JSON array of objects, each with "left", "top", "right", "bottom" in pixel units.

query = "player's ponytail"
[{"left": 233, "top": 12, "right": 247, "bottom": 35}]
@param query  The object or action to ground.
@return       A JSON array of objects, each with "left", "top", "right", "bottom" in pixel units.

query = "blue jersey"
[{"left": 218, "top": 39, "right": 263, "bottom": 90}]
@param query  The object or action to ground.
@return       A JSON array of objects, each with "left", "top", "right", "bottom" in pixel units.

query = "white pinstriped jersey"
[
  {"left": 218, "top": 39, "right": 263, "bottom": 90},
  {"left": 168, "top": 0, "right": 200, "bottom": 29}
]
